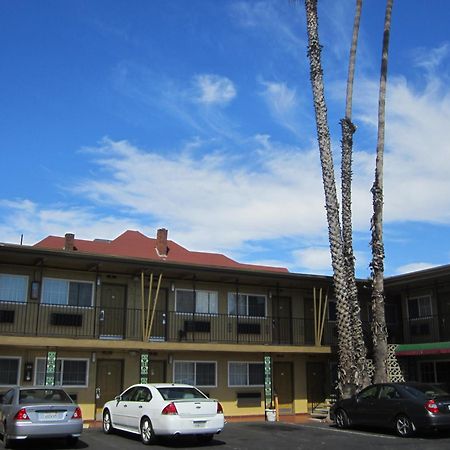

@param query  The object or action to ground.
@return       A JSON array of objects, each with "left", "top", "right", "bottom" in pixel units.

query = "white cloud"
[
  {"left": 395, "top": 262, "right": 438, "bottom": 275},
  {"left": 74, "top": 137, "right": 328, "bottom": 252},
  {"left": 293, "top": 247, "right": 331, "bottom": 272},
  {"left": 193, "top": 74, "right": 236, "bottom": 106},
  {"left": 0, "top": 199, "right": 141, "bottom": 246}
]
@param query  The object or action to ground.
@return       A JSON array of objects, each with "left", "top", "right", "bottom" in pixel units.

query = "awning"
[{"left": 395, "top": 341, "right": 450, "bottom": 356}]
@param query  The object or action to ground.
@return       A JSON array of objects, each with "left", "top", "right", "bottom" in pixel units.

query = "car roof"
[{"left": 133, "top": 383, "right": 197, "bottom": 389}]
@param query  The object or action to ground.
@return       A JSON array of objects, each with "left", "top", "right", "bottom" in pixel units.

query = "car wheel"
[
  {"left": 335, "top": 409, "right": 351, "bottom": 429},
  {"left": 66, "top": 436, "right": 79, "bottom": 447},
  {"left": 395, "top": 414, "right": 416, "bottom": 437},
  {"left": 196, "top": 434, "right": 214, "bottom": 444},
  {"left": 103, "top": 410, "right": 114, "bottom": 434},
  {"left": 140, "top": 417, "right": 156, "bottom": 445}
]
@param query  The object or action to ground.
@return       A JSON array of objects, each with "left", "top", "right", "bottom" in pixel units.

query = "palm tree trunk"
[
  {"left": 340, "top": 0, "right": 370, "bottom": 390},
  {"left": 371, "top": 0, "right": 394, "bottom": 384},
  {"left": 304, "top": 0, "right": 354, "bottom": 396}
]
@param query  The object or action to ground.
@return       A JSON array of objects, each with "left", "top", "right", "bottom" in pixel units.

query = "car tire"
[
  {"left": 196, "top": 434, "right": 214, "bottom": 444},
  {"left": 335, "top": 409, "right": 351, "bottom": 429},
  {"left": 103, "top": 410, "right": 114, "bottom": 434},
  {"left": 395, "top": 414, "right": 416, "bottom": 438},
  {"left": 140, "top": 417, "right": 156, "bottom": 445},
  {"left": 66, "top": 436, "right": 79, "bottom": 447}
]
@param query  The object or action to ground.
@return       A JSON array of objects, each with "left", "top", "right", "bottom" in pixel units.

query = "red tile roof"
[{"left": 34, "top": 230, "right": 289, "bottom": 273}]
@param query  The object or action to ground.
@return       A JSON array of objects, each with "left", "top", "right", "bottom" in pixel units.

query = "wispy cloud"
[
  {"left": 412, "top": 43, "right": 450, "bottom": 74},
  {"left": 0, "top": 199, "right": 141, "bottom": 245},
  {"left": 395, "top": 262, "right": 438, "bottom": 275},
  {"left": 259, "top": 80, "right": 302, "bottom": 136}
]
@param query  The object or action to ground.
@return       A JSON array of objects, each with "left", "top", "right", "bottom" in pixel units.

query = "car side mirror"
[{"left": 115, "top": 395, "right": 121, "bottom": 402}]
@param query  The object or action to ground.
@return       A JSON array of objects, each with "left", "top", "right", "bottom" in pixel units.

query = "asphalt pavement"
[{"left": 6, "top": 420, "right": 450, "bottom": 450}]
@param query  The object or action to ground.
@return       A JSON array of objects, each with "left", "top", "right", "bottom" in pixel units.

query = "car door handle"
[{"left": 139, "top": 405, "right": 143, "bottom": 409}]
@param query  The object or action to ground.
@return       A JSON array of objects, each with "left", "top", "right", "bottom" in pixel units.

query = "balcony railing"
[{"left": 0, "top": 301, "right": 445, "bottom": 347}]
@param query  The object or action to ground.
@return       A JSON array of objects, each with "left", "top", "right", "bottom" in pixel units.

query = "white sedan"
[{"left": 102, "top": 383, "right": 224, "bottom": 444}]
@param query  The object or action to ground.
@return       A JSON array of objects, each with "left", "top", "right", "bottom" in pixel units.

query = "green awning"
[{"left": 395, "top": 341, "right": 450, "bottom": 356}]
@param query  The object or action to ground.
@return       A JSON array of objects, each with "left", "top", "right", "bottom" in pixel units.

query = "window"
[
  {"left": 358, "top": 385, "right": 378, "bottom": 400},
  {"left": 228, "top": 293, "right": 266, "bottom": 317},
  {"left": 408, "top": 295, "right": 432, "bottom": 319},
  {"left": 420, "top": 361, "right": 450, "bottom": 386},
  {"left": 35, "top": 358, "right": 88, "bottom": 387},
  {"left": 379, "top": 385, "right": 400, "bottom": 400},
  {"left": 175, "top": 289, "right": 218, "bottom": 314},
  {"left": 0, "top": 357, "right": 21, "bottom": 386},
  {"left": 173, "top": 361, "right": 216, "bottom": 387},
  {"left": 41, "top": 278, "right": 93, "bottom": 307},
  {"left": 328, "top": 299, "right": 337, "bottom": 321},
  {"left": 229, "top": 362, "right": 264, "bottom": 386},
  {"left": 0, "top": 274, "right": 28, "bottom": 303}
]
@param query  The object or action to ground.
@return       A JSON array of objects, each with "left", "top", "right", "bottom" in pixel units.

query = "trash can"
[{"left": 265, "top": 409, "right": 276, "bottom": 422}]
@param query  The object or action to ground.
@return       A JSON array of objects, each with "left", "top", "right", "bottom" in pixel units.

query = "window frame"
[
  {"left": 0, "top": 357, "right": 21, "bottom": 387},
  {"left": 0, "top": 274, "right": 29, "bottom": 303},
  {"left": 41, "top": 277, "right": 94, "bottom": 307},
  {"left": 228, "top": 361, "right": 264, "bottom": 387},
  {"left": 34, "top": 357, "right": 89, "bottom": 387},
  {"left": 173, "top": 360, "right": 217, "bottom": 388},
  {"left": 227, "top": 292, "right": 267, "bottom": 317},
  {"left": 407, "top": 294, "right": 432, "bottom": 320},
  {"left": 175, "top": 289, "right": 218, "bottom": 315}
]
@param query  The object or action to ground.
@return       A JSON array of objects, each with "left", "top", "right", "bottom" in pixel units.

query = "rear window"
[
  {"left": 404, "top": 384, "right": 449, "bottom": 398},
  {"left": 157, "top": 387, "right": 208, "bottom": 401},
  {"left": 20, "top": 389, "right": 73, "bottom": 404}
]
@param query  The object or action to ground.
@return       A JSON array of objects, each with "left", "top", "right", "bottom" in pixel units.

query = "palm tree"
[
  {"left": 340, "top": 0, "right": 370, "bottom": 390},
  {"left": 304, "top": 0, "right": 355, "bottom": 395},
  {"left": 370, "top": 0, "right": 394, "bottom": 384}
]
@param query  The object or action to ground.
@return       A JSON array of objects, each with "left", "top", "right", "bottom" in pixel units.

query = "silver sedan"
[{"left": 0, "top": 386, "right": 83, "bottom": 448}]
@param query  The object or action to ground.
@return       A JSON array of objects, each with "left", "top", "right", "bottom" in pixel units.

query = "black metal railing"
[{"left": 0, "top": 300, "right": 445, "bottom": 347}]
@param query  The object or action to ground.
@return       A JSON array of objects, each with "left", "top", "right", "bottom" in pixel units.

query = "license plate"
[
  {"left": 41, "top": 412, "right": 59, "bottom": 421},
  {"left": 193, "top": 421, "right": 206, "bottom": 428}
]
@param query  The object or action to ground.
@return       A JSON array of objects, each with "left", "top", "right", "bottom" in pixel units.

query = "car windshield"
[
  {"left": 157, "top": 387, "right": 208, "bottom": 401},
  {"left": 404, "top": 384, "right": 449, "bottom": 398},
  {"left": 19, "top": 389, "right": 73, "bottom": 404}
]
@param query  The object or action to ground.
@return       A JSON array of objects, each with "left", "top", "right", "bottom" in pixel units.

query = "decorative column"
[
  {"left": 140, "top": 353, "right": 149, "bottom": 383},
  {"left": 45, "top": 351, "right": 57, "bottom": 386}
]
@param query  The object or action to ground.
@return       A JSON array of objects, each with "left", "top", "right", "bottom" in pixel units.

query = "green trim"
[{"left": 396, "top": 341, "right": 450, "bottom": 356}]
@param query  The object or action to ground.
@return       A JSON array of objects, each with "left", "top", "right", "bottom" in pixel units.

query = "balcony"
[
  {"left": 0, "top": 301, "right": 444, "bottom": 347},
  {"left": 0, "top": 301, "right": 321, "bottom": 346}
]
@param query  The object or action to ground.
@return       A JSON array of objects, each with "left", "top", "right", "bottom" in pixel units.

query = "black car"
[{"left": 330, "top": 382, "right": 450, "bottom": 437}]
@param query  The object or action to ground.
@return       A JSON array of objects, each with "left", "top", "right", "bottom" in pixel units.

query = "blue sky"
[{"left": 1, "top": 0, "right": 450, "bottom": 278}]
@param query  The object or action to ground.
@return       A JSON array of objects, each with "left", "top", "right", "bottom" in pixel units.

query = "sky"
[{"left": 1, "top": 0, "right": 450, "bottom": 279}]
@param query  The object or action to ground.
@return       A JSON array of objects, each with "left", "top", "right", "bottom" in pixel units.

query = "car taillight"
[
  {"left": 14, "top": 408, "right": 30, "bottom": 421},
  {"left": 425, "top": 399, "right": 440, "bottom": 414},
  {"left": 161, "top": 402, "right": 178, "bottom": 415},
  {"left": 72, "top": 407, "right": 82, "bottom": 419},
  {"left": 217, "top": 402, "right": 224, "bottom": 414}
]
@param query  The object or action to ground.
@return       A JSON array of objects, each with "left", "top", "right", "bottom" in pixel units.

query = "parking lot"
[{"left": 7, "top": 420, "right": 450, "bottom": 450}]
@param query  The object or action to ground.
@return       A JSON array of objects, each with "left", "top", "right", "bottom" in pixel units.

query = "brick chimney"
[
  {"left": 64, "top": 233, "right": 75, "bottom": 251},
  {"left": 156, "top": 228, "right": 168, "bottom": 257}
]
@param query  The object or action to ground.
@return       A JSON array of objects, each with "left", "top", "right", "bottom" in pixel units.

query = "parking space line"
[{"left": 299, "top": 424, "right": 398, "bottom": 439}]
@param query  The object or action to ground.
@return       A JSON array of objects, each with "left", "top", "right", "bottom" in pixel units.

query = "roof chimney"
[
  {"left": 64, "top": 233, "right": 75, "bottom": 251},
  {"left": 156, "top": 228, "right": 168, "bottom": 257}
]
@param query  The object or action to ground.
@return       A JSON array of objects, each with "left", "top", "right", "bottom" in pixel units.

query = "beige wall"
[{"left": 0, "top": 344, "right": 331, "bottom": 420}]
